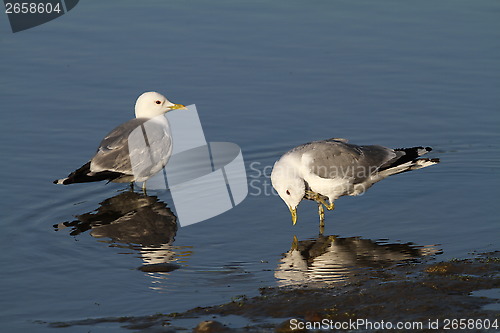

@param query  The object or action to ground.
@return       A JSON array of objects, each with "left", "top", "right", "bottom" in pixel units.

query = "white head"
[
  {"left": 134, "top": 91, "right": 185, "bottom": 118},
  {"left": 271, "top": 157, "right": 305, "bottom": 225}
]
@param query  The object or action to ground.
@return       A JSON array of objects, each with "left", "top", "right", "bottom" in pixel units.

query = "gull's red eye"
[
  {"left": 286, "top": 190, "right": 290, "bottom": 195},
  {"left": 155, "top": 100, "right": 162, "bottom": 104}
]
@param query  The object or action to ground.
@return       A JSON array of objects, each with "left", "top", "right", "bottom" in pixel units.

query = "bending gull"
[
  {"left": 54, "top": 91, "right": 185, "bottom": 189},
  {"left": 271, "top": 138, "right": 439, "bottom": 230}
]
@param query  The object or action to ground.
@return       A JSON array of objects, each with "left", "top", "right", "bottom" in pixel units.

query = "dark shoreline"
[{"left": 45, "top": 252, "right": 500, "bottom": 332}]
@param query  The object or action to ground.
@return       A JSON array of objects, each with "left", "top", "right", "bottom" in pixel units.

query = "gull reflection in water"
[
  {"left": 54, "top": 191, "right": 192, "bottom": 290},
  {"left": 276, "top": 235, "right": 441, "bottom": 286}
]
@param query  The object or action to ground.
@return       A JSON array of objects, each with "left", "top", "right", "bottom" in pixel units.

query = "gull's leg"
[
  {"left": 142, "top": 181, "right": 147, "bottom": 195},
  {"left": 318, "top": 203, "right": 325, "bottom": 235},
  {"left": 129, "top": 182, "right": 134, "bottom": 191},
  {"left": 306, "top": 190, "right": 335, "bottom": 210},
  {"left": 318, "top": 197, "right": 335, "bottom": 211},
  {"left": 305, "top": 190, "right": 316, "bottom": 200}
]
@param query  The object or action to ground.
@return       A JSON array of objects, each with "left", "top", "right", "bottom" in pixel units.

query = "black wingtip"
[
  {"left": 53, "top": 179, "right": 58, "bottom": 184},
  {"left": 395, "top": 146, "right": 432, "bottom": 152}
]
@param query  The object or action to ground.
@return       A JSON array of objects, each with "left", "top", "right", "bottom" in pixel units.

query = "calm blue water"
[{"left": 1, "top": 1, "right": 499, "bottom": 331}]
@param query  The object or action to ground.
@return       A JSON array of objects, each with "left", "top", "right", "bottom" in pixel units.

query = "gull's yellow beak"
[
  {"left": 289, "top": 206, "right": 297, "bottom": 225},
  {"left": 169, "top": 103, "right": 187, "bottom": 110}
]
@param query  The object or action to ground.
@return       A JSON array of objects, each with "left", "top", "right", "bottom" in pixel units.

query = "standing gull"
[
  {"left": 271, "top": 138, "right": 439, "bottom": 230},
  {"left": 54, "top": 92, "right": 185, "bottom": 189}
]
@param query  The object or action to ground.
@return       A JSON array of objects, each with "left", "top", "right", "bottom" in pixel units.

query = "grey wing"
[
  {"left": 127, "top": 117, "right": 173, "bottom": 180},
  {"left": 300, "top": 140, "right": 400, "bottom": 183},
  {"left": 90, "top": 118, "right": 148, "bottom": 174}
]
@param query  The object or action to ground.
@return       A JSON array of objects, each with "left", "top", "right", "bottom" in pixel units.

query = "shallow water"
[{"left": 1, "top": 1, "right": 499, "bottom": 331}]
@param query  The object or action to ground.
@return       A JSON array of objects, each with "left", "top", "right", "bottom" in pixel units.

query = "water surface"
[{"left": 1, "top": 1, "right": 499, "bottom": 331}]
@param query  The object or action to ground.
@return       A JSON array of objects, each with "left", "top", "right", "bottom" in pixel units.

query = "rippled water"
[{"left": 1, "top": 1, "right": 499, "bottom": 331}]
